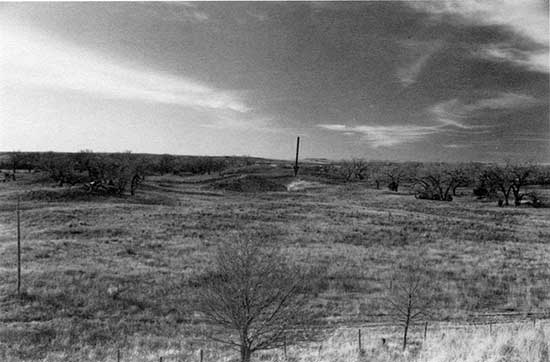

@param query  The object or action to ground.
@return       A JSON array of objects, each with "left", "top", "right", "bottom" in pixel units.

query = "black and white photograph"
[{"left": 1, "top": 1, "right": 549, "bottom": 361}]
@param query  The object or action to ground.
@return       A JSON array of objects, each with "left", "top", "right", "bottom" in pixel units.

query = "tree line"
[
  {"left": 1, "top": 151, "right": 245, "bottom": 195},
  {"left": 3, "top": 152, "right": 549, "bottom": 206},
  {"left": 327, "top": 160, "right": 549, "bottom": 207}
]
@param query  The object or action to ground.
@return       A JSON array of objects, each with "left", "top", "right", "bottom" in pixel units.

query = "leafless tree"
[
  {"left": 9, "top": 151, "right": 25, "bottom": 181},
  {"left": 448, "top": 165, "right": 474, "bottom": 196},
  {"left": 507, "top": 163, "right": 536, "bottom": 206},
  {"left": 386, "top": 256, "right": 433, "bottom": 350},
  {"left": 367, "top": 163, "right": 384, "bottom": 189},
  {"left": 414, "top": 163, "right": 481, "bottom": 201},
  {"left": 339, "top": 159, "right": 369, "bottom": 182},
  {"left": 485, "top": 162, "right": 537, "bottom": 206},
  {"left": 197, "top": 239, "right": 317, "bottom": 362},
  {"left": 351, "top": 159, "right": 369, "bottom": 181},
  {"left": 414, "top": 164, "right": 473, "bottom": 201},
  {"left": 39, "top": 152, "right": 79, "bottom": 186},
  {"left": 386, "top": 166, "right": 406, "bottom": 192}
]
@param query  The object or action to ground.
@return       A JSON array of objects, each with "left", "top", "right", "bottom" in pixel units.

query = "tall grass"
[
  {"left": 3, "top": 321, "right": 546, "bottom": 361},
  {"left": 260, "top": 322, "right": 548, "bottom": 362}
]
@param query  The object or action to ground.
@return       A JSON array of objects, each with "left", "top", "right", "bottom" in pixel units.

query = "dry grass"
[
  {"left": 3, "top": 322, "right": 547, "bottom": 361},
  {"left": 1, "top": 169, "right": 550, "bottom": 361}
]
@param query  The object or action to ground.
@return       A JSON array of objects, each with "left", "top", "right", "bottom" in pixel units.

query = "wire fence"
[{"left": 110, "top": 316, "right": 550, "bottom": 362}]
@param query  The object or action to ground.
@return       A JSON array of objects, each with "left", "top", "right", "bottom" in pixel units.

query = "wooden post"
[
  {"left": 358, "top": 329, "right": 362, "bottom": 353},
  {"left": 159, "top": 357, "right": 163, "bottom": 362},
  {"left": 199, "top": 349, "right": 203, "bottom": 362},
  {"left": 424, "top": 321, "right": 428, "bottom": 340},
  {"left": 17, "top": 195, "right": 21, "bottom": 296},
  {"left": 293, "top": 137, "right": 300, "bottom": 177},
  {"left": 283, "top": 335, "right": 287, "bottom": 359},
  {"left": 117, "top": 349, "right": 121, "bottom": 362},
  {"left": 489, "top": 322, "right": 492, "bottom": 335}
]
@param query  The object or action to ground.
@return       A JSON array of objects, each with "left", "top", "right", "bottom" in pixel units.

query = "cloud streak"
[
  {"left": 319, "top": 93, "right": 540, "bottom": 147},
  {"left": 431, "top": 93, "right": 542, "bottom": 128},
  {"left": 476, "top": 44, "right": 549, "bottom": 73},
  {"left": 1, "top": 21, "right": 250, "bottom": 113},
  {"left": 396, "top": 40, "right": 442, "bottom": 86},
  {"left": 317, "top": 123, "right": 439, "bottom": 147},
  {"left": 411, "top": 0, "right": 548, "bottom": 45},
  {"left": 410, "top": 0, "right": 549, "bottom": 73}
]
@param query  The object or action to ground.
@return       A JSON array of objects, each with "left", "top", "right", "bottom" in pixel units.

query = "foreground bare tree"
[
  {"left": 386, "top": 256, "right": 433, "bottom": 350},
  {"left": 198, "top": 239, "right": 316, "bottom": 362}
]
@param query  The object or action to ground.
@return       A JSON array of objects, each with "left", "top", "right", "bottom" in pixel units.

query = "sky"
[{"left": 1, "top": 1, "right": 549, "bottom": 162}]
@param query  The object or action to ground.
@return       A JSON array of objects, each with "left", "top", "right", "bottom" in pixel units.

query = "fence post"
[
  {"left": 159, "top": 357, "right": 163, "bottom": 362},
  {"left": 424, "top": 321, "right": 428, "bottom": 340},
  {"left": 17, "top": 195, "right": 21, "bottom": 296},
  {"left": 117, "top": 349, "right": 121, "bottom": 362},
  {"left": 489, "top": 322, "right": 492, "bottom": 335},
  {"left": 357, "top": 329, "right": 362, "bottom": 353},
  {"left": 199, "top": 349, "right": 203, "bottom": 362},
  {"left": 283, "top": 335, "right": 287, "bottom": 359},
  {"left": 293, "top": 136, "right": 300, "bottom": 177}
]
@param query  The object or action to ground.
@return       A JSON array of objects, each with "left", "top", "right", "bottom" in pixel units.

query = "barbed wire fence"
[{"left": 110, "top": 314, "right": 550, "bottom": 362}]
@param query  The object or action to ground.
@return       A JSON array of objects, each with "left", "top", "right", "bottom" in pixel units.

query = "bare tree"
[
  {"left": 448, "top": 165, "right": 474, "bottom": 196},
  {"left": 367, "top": 162, "right": 384, "bottom": 189},
  {"left": 414, "top": 164, "right": 472, "bottom": 201},
  {"left": 386, "top": 166, "right": 405, "bottom": 192},
  {"left": 386, "top": 256, "right": 433, "bottom": 350},
  {"left": 485, "top": 162, "right": 537, "bottom": 206},
  {"left": 197, "top": 239, "right": 316, "bottom": 362},
  {"left": 39, "top": 152, "right": 79, "bottom": 186},
  {"left": 340, "top": 159, "right": 369, "bottom": 182},
  {"left": 340, "top": 161, "right": 356, "bottom": 182},
  {"left": 507, "top": 163, "right": 536, "bottom": 206},
  {"left": 9, "top": 151, "right": 25, "bottom": 181},
  {"left": 88, "top": 152, "right": 146, "bottom": 196},
  {"left": 158, "top": 154, "right": 177, "bottom": 174}
]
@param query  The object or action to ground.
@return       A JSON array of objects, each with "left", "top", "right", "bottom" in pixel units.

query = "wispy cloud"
[
  {"left": 161, "top": 2, "right": 210, "bottom": 22},
  {"left": 318, "top": 93, "right": 540, "bottom": 147},
  {"left": 410, "top": 0, "right": 548, "bottom": 45},
  {"left": 1, "top": 21, "right": 249, "bottom": 113},
  {"left": 431, "top": 93, "right": 542, "bottom": 128},
  {"left": 430, "top": 100, "right": 486, "bottom": 130},
  {"left": 443, "top": 144, "right": 469, "bottom": 149},
  {"left": 476, "top": 44, "right": 549, "bottom": 73},
  {"left": 410, "top": 0, "right": 549, "bottom": 73},
  {"left": 472, "top": 93, "right": 542, "bottom": 110},
  {"left": 396, "top": 40, "right": 442, "bottom": 86},
  {"left": 317, "top": 123, "right": 439, "bottom": 147}
]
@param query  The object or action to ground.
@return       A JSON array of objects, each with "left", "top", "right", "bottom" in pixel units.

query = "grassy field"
[{"left": 1, "top": 165, "right": 550, "bottom": 361}]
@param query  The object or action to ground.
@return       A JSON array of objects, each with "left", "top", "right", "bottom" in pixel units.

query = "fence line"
[{"left": 113, "top": 317, "right": 550, "bottom": 362}]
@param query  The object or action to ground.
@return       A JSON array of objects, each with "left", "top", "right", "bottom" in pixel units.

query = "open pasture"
[{"left": 1, "top": 168, "right": 550, "bottom": 361}]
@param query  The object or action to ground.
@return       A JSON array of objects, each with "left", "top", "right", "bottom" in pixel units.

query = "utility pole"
[
  {"left": 293, "top": 136, "right": 300, "bottom": 177},
  {"left": 17, "top": 195, "right": 21, "bottom": 296}
]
